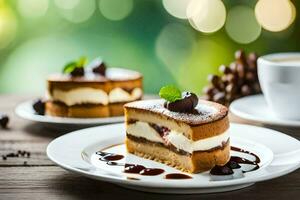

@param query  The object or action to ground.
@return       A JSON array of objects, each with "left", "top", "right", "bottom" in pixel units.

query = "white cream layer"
[
  {"left": 50, "top": 87, "right": 142, "bottom": 106},
  {"left": 109, "top": 88, "right": 142, "bottom": 103},
  {"left": 51, "top": 88, "right": 108, "bottom": 106},
  {"left": 126, "top": 121, "right": 229, "bottom": 154}
]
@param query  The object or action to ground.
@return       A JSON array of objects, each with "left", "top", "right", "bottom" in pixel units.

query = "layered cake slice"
[
  {"left": 124, "top": 86, "right": 229, "bottom": 173},
  {"left": 44, "top": 57, "right": 142, "bottom": 118}
]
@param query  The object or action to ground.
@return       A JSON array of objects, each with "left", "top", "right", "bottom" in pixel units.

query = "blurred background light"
[
  {"left": 0, "top": 0, "right": 300, "bottom": 94},
  {"left": 17, "top": 0, "right": 49, "bottom": 19},
  {"left": 162, "top": 0, "right": 191, "bottom": 19},
  {"left": 0, "top": 5, "right": 17, "bottom": 49},
  {"left": 54, "top": 0, "right": 80, "bottom": 10},
  {"left": 186, "top": 0, "right": 226, "bottom": 33},
  {"left": 176, "top": 38, "right": 232, "bottom": 92},
  {"left": 155, "top": 23, "right": 196, "bottom": 87},
  {"left": 0, "top": 36, "right": 81, "bottom": 93},
  {"left": 255, "top": 0, "right": 295, "bottom": 32},
  {"left": 59, "top": 0, "right": 96, "bottom": 23},
  {"left": 225, "top": 6, "right": 261, "bottom": 44},
  {"left": 99, "top": 0, "right": 133, "bottom": 21},
  {"left": 289, "top": 0, "right": 297, "bottom": 26}
]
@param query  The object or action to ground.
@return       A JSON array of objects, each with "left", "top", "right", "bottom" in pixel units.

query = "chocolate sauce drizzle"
[
  {"left": 126, "top": 177, "right": 140, "bottom": 180},
  {"left": 95, "top": 151, "right": 125, "bottom": 166},
  {"left": 124, "top": 164, "right": 164, "bottom": 176},
  {"left": 210, "top": 146, "right": 261, "bottom": 176},
  {"left": 96, "top": 145, "right": 261, "bottom": 181},
  {"left": 165, "top": 173, "right": 192, "bottom": 179},
  {"left": 96, "top": 151, "right": 164, "bottom": 176},
  {"left": 231, "top": 146, "right": 260, "bottom": 163},
  {"left": 231, "top": 146, "right": 260, "bottom": 173}
]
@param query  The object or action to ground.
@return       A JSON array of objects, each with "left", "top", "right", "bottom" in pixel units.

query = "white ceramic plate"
[
  {"left": 15, "top": 95, "right": 157, "bottom": 129},
  {"left": 230, "top": 94, "right": 300, "bottom": 127},
  {"left": 15, "top": 100, "right": 124, "bottom": 129},
  {"left": 47, "top": 123, "right": 300, "bottom": 194}
]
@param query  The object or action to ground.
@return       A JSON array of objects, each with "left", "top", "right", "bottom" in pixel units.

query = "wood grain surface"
[{"left": 0, "top": 95, "right": 299, "bottom": 200}]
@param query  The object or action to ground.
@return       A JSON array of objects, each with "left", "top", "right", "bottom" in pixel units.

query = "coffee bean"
[
  {"left": 219, "top": 65, "right": 231, "bottom": 74},
  {"left": 252, "top": 83, "right": 261, "bottom": 93},
  {"left": 209, "top": 75, "right": 225, "bottom": 90},
  {"left": 20, "top": 151, "right": 26, "bottom": 157},
  {"left": 6, "top": 153, "right": 16, "bottom": 157},
  {"left": 225, "top": 93, "right": 234, "bottom": 102},
  {"left": 245, "top": 72, "right": 255, "bottom": 82},
  {"left": 248, "top": 52, "right": 258, "bottom": 61},
  {"left": 224, "top": 74, "right": 237, "bottom": 84},
  {"left": 203, "top": 86, "right": 217, "bottom": 96},
  {"left": 241, "top": 85, "right": 251, "bottom": 96},
  {"left": 32, "top": 99, "right": 45, "bottom": 115},
  {"left": 225, "top": 84, "right": 236, "bottom": 95},
  {"left": 236, "top": 63, "right": 245, "bottom": 79},
  {"left": 207, "top": 75, "right": 220, "bottom": 88},
  {"left": 235, "top": 50, "right": 246, "bottom": 64},
  {"left": 237, "top": 78, "right": 244, "bottom": 87},
  {"left": 213, "top": 92, "right": 225, "bottom": 104},
  {"left": 221, "top": 76, "right": 228, "bottom": 86},
  {"left": 229, "top": 62, "right": 238, "bottom": 73},
  {"left": 0, "top": 114, "right": 9, "bottom": 129},
  {"left": 203, "top": 50, "right": 260, "bottom": 106},
  {"left": 247, "top": 55, "right": 256, "bottom": 63}
]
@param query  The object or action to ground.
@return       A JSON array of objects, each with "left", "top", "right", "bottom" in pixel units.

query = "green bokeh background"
[{"left": 0, "top": 0, "right": 299, "bottom": 95}]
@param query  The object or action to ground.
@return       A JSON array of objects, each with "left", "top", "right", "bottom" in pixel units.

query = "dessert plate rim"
[
  {"left": 15, "top": 94, "right": 157, "bottom": 126},
  {"left": 46, "top": 123, "right": 300, "bottom": 193},
  {"left": 15, "top": 99, "right": 124, "bottom": 125},
  {"left": 230, "top": 94, "right": 300, "bottom": 127}
]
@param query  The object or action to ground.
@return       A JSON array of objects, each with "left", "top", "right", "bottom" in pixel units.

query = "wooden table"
[{"left": 0, "top": 95, "right": 299, "bottom": 200}]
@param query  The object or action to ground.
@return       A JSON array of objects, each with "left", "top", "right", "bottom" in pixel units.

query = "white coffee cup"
[{"left": 258, "top": 53, "right": 300, "bottom": 120}]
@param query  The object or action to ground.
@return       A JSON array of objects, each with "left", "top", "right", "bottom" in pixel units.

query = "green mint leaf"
[
  {"left": 63, "top": 56, "right": 87, "bottom": 74},
  {"left": 63, "top": 62, "right": 77, "bottom": 74},
  {"left": 77, "top": 56, "right": 87, "bottom": 67},
  {"left": 159, "top": 85, "right": 182, "bottom": 102}
]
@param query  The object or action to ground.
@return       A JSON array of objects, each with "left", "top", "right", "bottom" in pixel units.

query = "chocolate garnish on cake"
[
  {"left": 63, "top": 56, "right": 87, "bottom": 77},
  {"left": 89, "top": 58, "right": 106, "bottom": 76},
  {"left": 159, "top": 85, "right": 198, "bottom": 113}
]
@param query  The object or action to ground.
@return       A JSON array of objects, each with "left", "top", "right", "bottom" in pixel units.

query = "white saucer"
[
  {"left": 15, "top": 100, "right": 124, "bottom": 129},
  {"left": 230, "top": 94, "right": 300, "bottom": 127},
  {"left": 47, "top": 123, "right": 300, "bottom": 194}
]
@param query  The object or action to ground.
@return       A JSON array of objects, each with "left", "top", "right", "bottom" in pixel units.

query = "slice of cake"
[
  {"left": 124, "top": 85, "right": 229, "bottom": 173},
  {"left": 44, "top": 57, "right": 142, "bottom": 118}
]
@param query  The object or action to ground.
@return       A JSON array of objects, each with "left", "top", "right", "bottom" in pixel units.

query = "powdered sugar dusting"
[
  {"left": 47, "top": 68, "right": 141, "bottom": 82},
  {"left": 125, "top": 99, "right": 228, "bottom": 125},
  {"left": 106, "top": 68, "right": 142, "bottom": 81}
]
